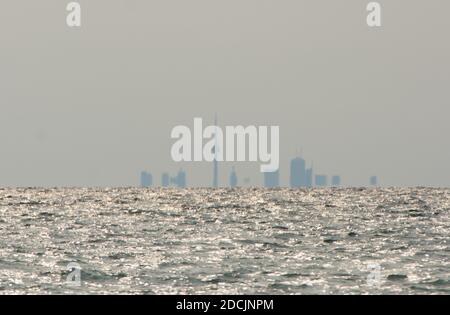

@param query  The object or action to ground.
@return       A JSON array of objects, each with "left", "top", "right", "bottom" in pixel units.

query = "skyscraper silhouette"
[
  {"left": 370, "top": 176, "right": 378, "bottom": 186},
  {"left": 290, "top": 157, "right": 306, "bottom": 188},
  {"left": 229, "top": 167, "right": 238, "bottom": 188},
  {"left": 161, "top": 173, "right": 170, "bottom": 187},
  {"left": 315, "top": 175, "right": 327, "bottom": 187},
  {"left": 175, "top": 169, "right": 186, "bottom": 188},
  {"left": 140, "top": 171, "right": 153, "bottom": 188},
  {"left": 212, "top": 114, "right": 219, "bottom": 188},
  {"left": 264, "top": 170, "right": 279, "bottom": 188},
  {"left": 331, "top": 175, "right": 341, "bottom": 187},
  {"left": 306, "top": 165, "right": 313, "bottom": 188}
]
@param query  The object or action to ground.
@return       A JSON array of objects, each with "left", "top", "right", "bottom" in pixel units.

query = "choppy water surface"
[{"left": 0, "top": 188, "right": 449, "bottom": 294}]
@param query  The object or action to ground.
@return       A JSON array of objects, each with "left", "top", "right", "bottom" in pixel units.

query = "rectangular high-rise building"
[
  {"left": 140, "top": 171, "right": 152, "bottom": 188},
  {"left": 370, "top": 176, "right": 378, "bottom": 186},
  {"left": 306, "top": 167, "right": 313, "bottom": 187},
  {"left": 161, "top": 173, "right": 170, "bottom": 187},
  {"left": 290, "top": 157, "right": 306, "bottom": 188},
  {"left": 315, "top": 175, "right": 327, "bottom": 187},
  {"left": 175, "top": 170, "right": 186, "bottom": 188},
  {"left": 331, "top": 175, "right": 341, "bottom": 187},
  {"left": 230, "top": 167, "right": 238, "bottom": 188},
  {"left": 264, "top": 170, "right": 279, "bottom": 188}
]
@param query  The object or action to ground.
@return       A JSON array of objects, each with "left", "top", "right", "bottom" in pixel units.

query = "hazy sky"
[{"left": 0, "top": 0, "right": 449, "bottom": 187}]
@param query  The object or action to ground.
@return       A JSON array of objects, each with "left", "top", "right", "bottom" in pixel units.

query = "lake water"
[{"left": 0, "top": 187, "right": 449, "bottom": 294}]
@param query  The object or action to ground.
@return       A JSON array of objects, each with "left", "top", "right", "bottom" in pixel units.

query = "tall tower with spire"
[{"left": 213, "top": 114, "right": 219, "bottom": 188}]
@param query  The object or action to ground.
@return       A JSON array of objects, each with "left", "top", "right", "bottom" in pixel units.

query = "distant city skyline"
[
  {"left": 1, "top": 1, "right": 449, "bottom": 187},
  {"left": 140, "top": 154, "right": 381, "bottom": 188}
]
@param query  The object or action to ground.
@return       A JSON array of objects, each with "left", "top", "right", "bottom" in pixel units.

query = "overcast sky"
[{"left": 0, "top": 0, "right": 449, "bottom": 187}]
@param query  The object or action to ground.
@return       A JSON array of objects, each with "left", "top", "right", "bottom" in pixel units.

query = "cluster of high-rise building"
[
  {"left": 140, "top": 169, "right": 186, "bottom": 188},
  {"left": 142, "top": 116, "right": 378, "bottom": 188},
  {"left": 264, "top": 156, "right": 341, "bottom": 188},
  {"left": 140, "top": 156, "right": 349, "bottom": 188},
  {"left": 140, "top": 171, "right": 153, "bottom": 188}
]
